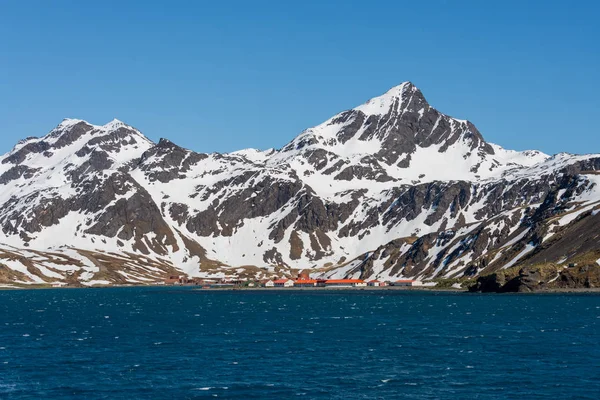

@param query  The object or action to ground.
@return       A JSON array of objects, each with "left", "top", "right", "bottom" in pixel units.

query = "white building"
[
  {"left": 273, "top": 279, "right": 294, "bottom": 288},
  {"left": 392, "top": 280, "right": 426, "bottom": 287}
]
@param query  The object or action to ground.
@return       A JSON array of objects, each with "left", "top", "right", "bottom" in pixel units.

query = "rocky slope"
[
  {"left": 1, "top": 82, "right": 599, "bottom": 287},
  {"left": 470, "top": 260, "right": 600, "bottom": 293}
]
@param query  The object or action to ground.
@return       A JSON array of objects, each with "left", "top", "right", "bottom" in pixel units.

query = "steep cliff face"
[{"left": 1, "top": 83, "right": 599, "bottom": 286}]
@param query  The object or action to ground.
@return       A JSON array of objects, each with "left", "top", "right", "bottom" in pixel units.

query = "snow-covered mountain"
[{"left": 1, "top": 82, "right": 599, "bottom": 286}]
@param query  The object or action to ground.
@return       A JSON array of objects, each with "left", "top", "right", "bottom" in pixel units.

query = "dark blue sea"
[{"left": 1, "top": 287, "right": 599, "bottom": 399}]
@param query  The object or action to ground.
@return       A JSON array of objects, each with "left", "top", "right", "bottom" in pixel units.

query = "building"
[
  {"left": 294, "top": 279, "right": 317, "bottom": 287},
  {"left": 273, "top": 279, "right": 294, "bottom": 288},
  {"left": 324, "top": 279, "right": 366, "bottom": 287},
  {"left": 367, "top": 280, "right": 386, "bottom": 287},
  {"left": 393, "top": 279, "right": 416, "bottom": 287},
  {"left": 261, "top": 279, "right": 275, "bottom": 288},
  {"left": 165, "top": 276, "right": 183, "bottom": 285},
  {"left": 210, "top": 282, "right": 235, "bottom": 288},
  {"left": 164, "top": 275, "right": 205, "bottom": 285}
]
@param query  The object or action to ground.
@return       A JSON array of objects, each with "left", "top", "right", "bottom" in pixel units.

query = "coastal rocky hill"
[{"left": 1, "top": 82, "right": 599, "bottom": 287}]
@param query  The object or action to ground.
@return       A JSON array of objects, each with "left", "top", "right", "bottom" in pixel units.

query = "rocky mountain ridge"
[{"left": 1, "top": 82, "right": 599, "bottom": 287}]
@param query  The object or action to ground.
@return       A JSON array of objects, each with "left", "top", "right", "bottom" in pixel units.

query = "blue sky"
[{"left": 1, "top": 0, "right": 598, "bottom": 155}]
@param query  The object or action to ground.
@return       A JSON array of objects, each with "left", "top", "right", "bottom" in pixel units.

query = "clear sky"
[{"left": 1, "top": 0, "right": 598, "bottom": 156}]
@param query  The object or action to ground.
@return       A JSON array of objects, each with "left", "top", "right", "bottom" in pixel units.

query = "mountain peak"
[
  {"left": 45, "top": 118, "right": 94, "bottom": 142},
  {"left": 157, "top": 138, "right": 179, "bottom": 149},
  {"left": 52, "top": 118, "right": 134, "bottom": 133},
  {"left": 46, "top": 118, "right": 152, "bottom": 146},
  {"left": 353, "top": 81, "right": 420, "bottom": 116},
  {"left": 276, "top": 81, "right": 512, "bottom": 182},
  {"left": 58, "top": 118, "right": 87, "bottom": 128},
  {"left": 102, "top": 118, "right": 128, "bottom": 131}
]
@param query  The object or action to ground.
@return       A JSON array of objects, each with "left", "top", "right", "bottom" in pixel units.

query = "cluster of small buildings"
[
  {"left": 164, "top": 276, "right": 242, "bottom": 287},
  {"left": 164, "top": 276, "right": 208, "bottom": 285},
  {"left": 262, "top": 278, "right": 422, "bottom": 288},
  {"left": 164, "top": 274, "right": 423, "bottom": 289}
]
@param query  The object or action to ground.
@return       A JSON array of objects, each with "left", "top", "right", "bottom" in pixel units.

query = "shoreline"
[
  {"left": 0, "top": 284, "right": 461, "bottom": 292},
  {"left": 2, "top": 283, "right": 600, "bottom": 294}
]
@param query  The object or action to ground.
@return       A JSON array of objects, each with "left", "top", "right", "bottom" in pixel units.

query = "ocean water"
[{"left": 0, "top": 288, "right": 599, "bottom": 399}]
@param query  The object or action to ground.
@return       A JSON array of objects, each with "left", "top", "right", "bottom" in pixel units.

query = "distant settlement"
[{"left": 164, "top": 274, "right": 424, "bottom": 289}]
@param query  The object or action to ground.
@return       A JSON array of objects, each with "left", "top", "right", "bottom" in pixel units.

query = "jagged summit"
[
  {"left": 1, "top": 116, "right": 154, "bottom": 175},
  {"left": 281, "top": 81, "right": 483, "bottom": 153},
  {"left": 102, "top": 118, "right": 129, "bottom": 130},
  {"left": 58, "top": 117, "right": 86, "bottom": 127},
  {"left": 353, "top": 81, "right": 419, "bottom": 116},
  {"left": 157, "top": 138, "right": 178, "bottom": 148},
  {"left": 56, "top": 117, "right": 128, "bottom": 129},
  {"left": 49, "top": 118, "right": 146, "bottom": 137},
  {"left": 273, "top": 82, "right": 551, "bottom": 183},
  {"left": 38, "top": 118, "right": 153, "bottom": 152}
]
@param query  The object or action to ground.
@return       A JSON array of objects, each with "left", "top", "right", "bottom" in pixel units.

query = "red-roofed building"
[
  {"left": 294, "top": 279, "right": 317, "bottom": 287},
  {"left": 324, "top": 279, "right": 366, "bottom": 287}
]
